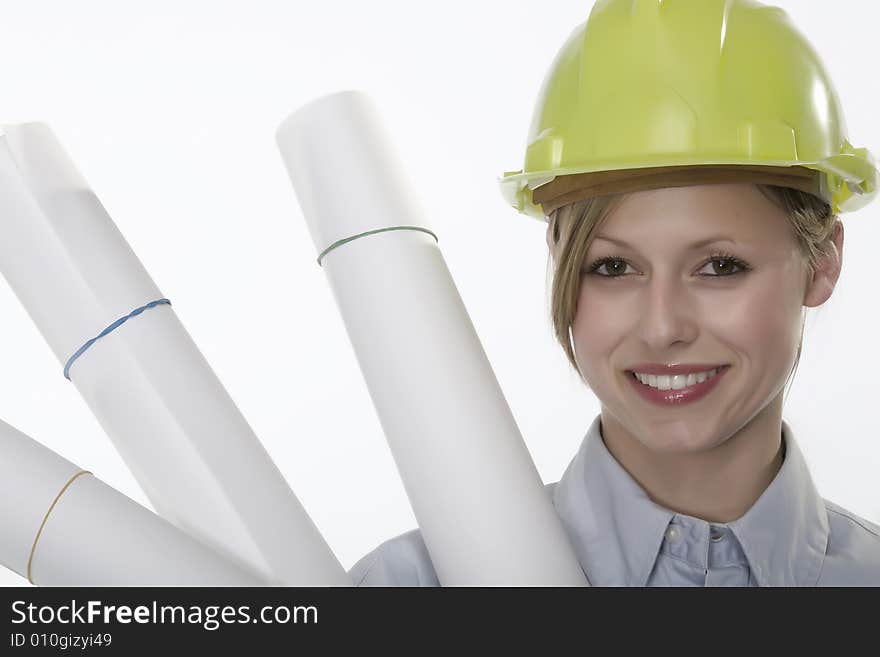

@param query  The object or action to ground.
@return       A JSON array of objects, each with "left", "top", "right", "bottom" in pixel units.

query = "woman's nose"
[{"left": 635, "top": 273, "right": 699, "bottom": 351}]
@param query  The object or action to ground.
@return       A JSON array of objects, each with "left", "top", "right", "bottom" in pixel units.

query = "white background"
[{"left": 0, "top": 0, "right": 877, "bottom": 586}]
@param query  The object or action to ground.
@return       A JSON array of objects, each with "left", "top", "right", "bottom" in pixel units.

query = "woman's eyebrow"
[{"left": 592, "top": 235, "right": 740, "bottom": 250}]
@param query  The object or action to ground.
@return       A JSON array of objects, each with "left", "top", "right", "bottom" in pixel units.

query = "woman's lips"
[
  {"left": 625, "top": 365, "right": 730, "bottom": 407},
  {"left": 626, "top": 363, "right": 728, "bottom": 375}
]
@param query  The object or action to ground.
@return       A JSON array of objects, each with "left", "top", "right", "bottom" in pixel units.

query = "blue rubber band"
[
  {"left": 316, "top": 226, "right": 438, "bottom": 266},
  {"left": 63, "top": 298, "right": 172, "bottom": 380}
]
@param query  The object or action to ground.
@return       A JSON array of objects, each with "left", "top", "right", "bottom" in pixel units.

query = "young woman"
[{"left": 348, "top": 0, "right": 880, "bottom": 586}]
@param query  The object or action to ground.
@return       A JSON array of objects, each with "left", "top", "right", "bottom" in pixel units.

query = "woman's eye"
[
  {"left": 588, "top": 258, "right": 635, "bottom": 277},
  {"left": 698, "top": 257, "right": 747, "bottom": 277}
]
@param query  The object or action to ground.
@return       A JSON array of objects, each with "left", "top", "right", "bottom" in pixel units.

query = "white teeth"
[{"left": 633, "top": 367, "right": 721, "bottom": 390}]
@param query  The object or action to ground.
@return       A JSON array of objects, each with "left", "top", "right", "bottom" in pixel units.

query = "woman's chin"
[{"left": 629, "top": 418, "right": 726, "bottom": 455}]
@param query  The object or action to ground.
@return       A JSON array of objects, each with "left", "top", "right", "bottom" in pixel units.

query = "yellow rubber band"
[{"left": 27, "top": 470, "right": 93, "bottom": 585}]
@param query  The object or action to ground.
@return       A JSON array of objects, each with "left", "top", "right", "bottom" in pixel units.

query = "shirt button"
[
  {"left": 664, "top": 525, "right": 682, "bottom": 543},
  {"left": 710, "top": 527, "right": 726, "bottom": 542}
]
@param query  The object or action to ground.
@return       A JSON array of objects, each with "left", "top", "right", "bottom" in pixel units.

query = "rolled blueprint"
[
  {"left": 275, "top": 90, "right": 588, "bottom": 586},
  {"left": 0, "top": 418, "right": 266, "bottom": 586},
  {"left": 0, "top": 123, "right": 350, "bottom": 586}
]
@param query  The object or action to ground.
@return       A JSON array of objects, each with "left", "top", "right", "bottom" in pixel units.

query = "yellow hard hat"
[{"left": 499, "top": 0, "right": 878, "bottom": 220}]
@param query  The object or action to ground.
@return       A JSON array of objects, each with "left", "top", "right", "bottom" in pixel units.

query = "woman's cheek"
[
  {"left": 571, "top": 285, "right": 637, "bottom": 383},
  {"left": 699, "top": 276, "right": 801, "bottom": 370}
]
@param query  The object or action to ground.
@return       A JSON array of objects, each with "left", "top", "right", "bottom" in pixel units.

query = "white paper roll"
[
  {"left": 0, "top": 123, "right": 351, "bottom": 586},
  {"left": 275, "top": 90, "right": 588, "bottom": 586},
  {"left": 0, "top": 418, "right": 267, "bottom": 586}
]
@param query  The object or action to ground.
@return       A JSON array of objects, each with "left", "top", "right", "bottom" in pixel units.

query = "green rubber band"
[{"left": 316, "top": 226, "right": 438, "bottom": 266}]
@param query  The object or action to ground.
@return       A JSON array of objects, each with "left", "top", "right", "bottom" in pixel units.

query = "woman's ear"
[{"left": 803, "top": 219, "right": 844, "bottom": 308}]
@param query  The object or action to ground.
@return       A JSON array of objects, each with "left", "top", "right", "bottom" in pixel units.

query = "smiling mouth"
[
  {"left": 623, "top": 365, "right": 731, "bottom": 407},
  {"left": 627, "top": 366, "right": 729, "bottom": 390}
]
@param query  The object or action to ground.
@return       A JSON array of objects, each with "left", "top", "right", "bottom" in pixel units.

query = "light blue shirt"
[{"left": 348, "top": 415, "right": 880, "bottom": 586}]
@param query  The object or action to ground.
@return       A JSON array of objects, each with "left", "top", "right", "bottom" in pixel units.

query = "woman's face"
[{"left": 568, "top": 183, "right": 831, "bottom": 454}]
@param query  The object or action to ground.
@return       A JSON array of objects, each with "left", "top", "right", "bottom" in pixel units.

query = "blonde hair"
[{"left": 545, "top": 185, "right": 839, "bottom": 392}]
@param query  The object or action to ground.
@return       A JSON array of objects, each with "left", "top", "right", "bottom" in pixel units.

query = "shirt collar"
[{"left": 552, "top": 414, "right": 829, "bottom": 586}]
